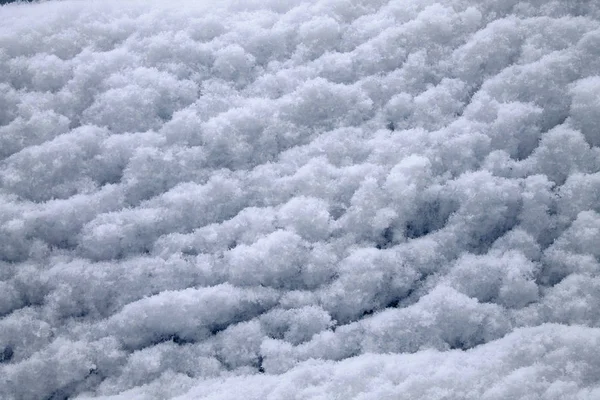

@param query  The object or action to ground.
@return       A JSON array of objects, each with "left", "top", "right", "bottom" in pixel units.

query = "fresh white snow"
[{"left": 1, "top": 0, "right": 600, "bottom": 399}]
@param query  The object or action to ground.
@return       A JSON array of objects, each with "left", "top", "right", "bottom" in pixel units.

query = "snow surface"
[{"left": 1, "top": 0, "right": 600, "bottom": 399}]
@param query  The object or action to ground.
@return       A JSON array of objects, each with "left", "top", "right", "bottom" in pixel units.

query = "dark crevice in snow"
[
  {"left": 257, "top": 355, "right": 265, "bottom": 373},
  {"left": 375, "top": 226, "right": 395, "bottom": 249},
  {"left": 0, "top": 346, "right": 13, "bottom": 363},
  {"left": 406, "top": 200, "right": 457, "bottom": 240}
]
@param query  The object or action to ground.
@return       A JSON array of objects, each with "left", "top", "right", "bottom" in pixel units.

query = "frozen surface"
[{"left": 1, "top": 0, "right": 600, "bottom": 399}]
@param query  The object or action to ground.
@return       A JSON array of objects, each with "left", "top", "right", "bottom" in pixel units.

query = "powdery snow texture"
[{"left": 1, "top": 0, "right": 600, "bottom": 399}]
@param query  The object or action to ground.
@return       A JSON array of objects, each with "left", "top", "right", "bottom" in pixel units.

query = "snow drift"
[{"left": 1, "top": 0, "right": 600, "bottom": 399}]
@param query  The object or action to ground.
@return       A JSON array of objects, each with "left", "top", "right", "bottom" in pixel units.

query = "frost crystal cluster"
[{"left": 1, "top": 0, "right": 600, "bottom": 399}]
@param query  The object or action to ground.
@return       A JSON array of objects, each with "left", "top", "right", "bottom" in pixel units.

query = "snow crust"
[{"left": 1, "top": 0, "right": 600, "bottom": 399}]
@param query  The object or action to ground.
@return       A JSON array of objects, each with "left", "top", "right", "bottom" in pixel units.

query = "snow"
[{"left": 1, "top": 0, "right": 600, "bottom": 399}]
